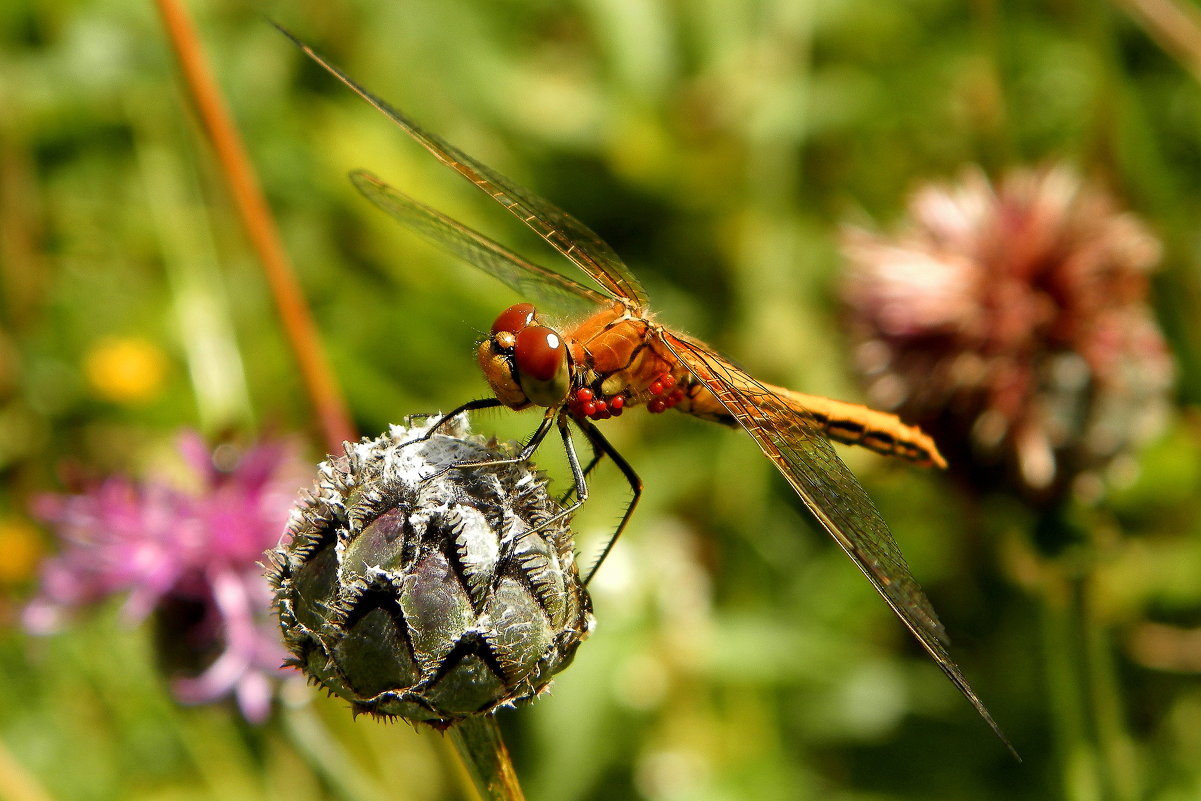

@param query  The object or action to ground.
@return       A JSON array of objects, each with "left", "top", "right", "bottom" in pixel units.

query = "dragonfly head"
[{"left": 478, "top": 303, "right": 572, "bottom": 409}]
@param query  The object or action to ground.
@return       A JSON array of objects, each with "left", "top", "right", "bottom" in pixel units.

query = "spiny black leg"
[
  {"left": 558, "top": 412, "right": 589, "bottom": 509},
  {"left": 559, "top": 437, "right": 605, "bottom": 504},
  {"left": 574, "top": 417, "right": 642, "bottom": 585},
  {"left": 416, "top": 397, "right": 504, "bottom": 441},
  {"left": 512, "top": 411, "right": 592, "bottom": 541},
  {"left": 422, "top": 405, "right": 558, "bottom": 481}
]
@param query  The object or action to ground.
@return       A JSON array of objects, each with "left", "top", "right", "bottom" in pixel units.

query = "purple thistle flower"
[
  {"left": 25, "top": 432, "right": 306, "bottom": 722},
  {"left": 842, "top": 165, "right": 1173, "bottom": 504}
]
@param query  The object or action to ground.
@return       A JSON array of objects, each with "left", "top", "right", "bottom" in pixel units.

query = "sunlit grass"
[{"left": 4, "top": 0, "right": 1201, "bottom": 799}]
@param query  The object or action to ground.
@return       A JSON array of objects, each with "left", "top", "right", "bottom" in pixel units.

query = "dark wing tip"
[
  {"left": 349, "top": 168, "right": 381, "bottom": 189},
  {"left": 269, "top": 20, "right": 305, "bottom": 48}
]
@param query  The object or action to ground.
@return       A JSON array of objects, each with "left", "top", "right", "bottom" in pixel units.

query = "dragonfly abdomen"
[
  {"left": 774, "top": 389, "right": 946, "bottom": 468},
  {"left": 676, "top": 378, "right": 945, "bottom": 468}
]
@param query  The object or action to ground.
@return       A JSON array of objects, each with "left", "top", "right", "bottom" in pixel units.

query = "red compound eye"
[
  {"left": 491, "top": 303, "right": 536, "bottom": 336},
  {"left": 514, "top": 325, "right": 565, "bottom": 382}
]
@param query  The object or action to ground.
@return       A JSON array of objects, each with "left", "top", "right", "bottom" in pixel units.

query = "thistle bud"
[{"left": 267, "top": 416, "right": 592, "bottom": 725}]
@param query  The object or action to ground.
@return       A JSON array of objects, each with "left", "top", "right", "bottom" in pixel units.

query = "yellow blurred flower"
[
  {"left": 84, "top": 336, "right": 169, "bottom": 404},
  {"left": 0, "top": 517, "right": 43, "bottom": 586}
]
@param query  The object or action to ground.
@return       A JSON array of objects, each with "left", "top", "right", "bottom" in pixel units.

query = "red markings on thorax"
[{"left": 564, "top": 303, "right": 691, "bottom": 419}]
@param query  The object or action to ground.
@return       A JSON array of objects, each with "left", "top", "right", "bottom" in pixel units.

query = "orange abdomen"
[{"left": 679, "top": 379, "right": 946, "bottom": 468}]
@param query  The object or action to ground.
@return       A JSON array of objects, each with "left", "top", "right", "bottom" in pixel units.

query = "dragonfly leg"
[
  {"left": 429, "top": 409, "right": 593, "bottom": 547},
  {"left": 574, "top": 417, "right": 642, "bottom": 585},
  {"left": 412, "top": 397, "right": 504, "bottom": 441},
  {"left": 414, "top": 403, "right": 638, "bottom": 585},
  {"left": 557, "top": 411, "right": 589, "bottom": 509},
  {"left": 558, "top": 440, "right": 605, "bottom": 504},
  {"left": 420, "top": 405, "right": 558, "bottom": 482},
  {"left": 512, "top": 412, "right": 592, "bottom": 541}
]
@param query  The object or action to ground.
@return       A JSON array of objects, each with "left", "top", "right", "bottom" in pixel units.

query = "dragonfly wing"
[
  {"left": 351, "top": 170, "right": 608, "bottom": 318},
  {"left": 660, "top": 331, "right": 1015, "bottom": 754},
  {"left": 279, "top": 26, "right": 649, "bottom": 310}
]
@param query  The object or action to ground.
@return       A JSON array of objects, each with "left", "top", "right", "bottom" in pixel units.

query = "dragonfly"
[{"left": 278, "top": 26, "right": 1014, "bottom": 755}]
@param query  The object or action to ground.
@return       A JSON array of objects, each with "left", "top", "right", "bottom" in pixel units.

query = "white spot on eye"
[{"left": 546, "top": 333, "right": 561, "bottom": 349}]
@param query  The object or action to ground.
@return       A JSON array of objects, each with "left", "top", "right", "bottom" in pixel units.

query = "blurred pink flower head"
[
  {"left": 843, "top": 165, "right": 1173, "bottom": 503},
  {"left": 25, "top": 432, "right": 306, "bottom": 722}
]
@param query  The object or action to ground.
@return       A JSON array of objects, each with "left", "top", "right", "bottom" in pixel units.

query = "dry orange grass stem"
[
  {"left": 1114, "top": 0, "right": 1201, "bottom": 84},
  {"left": 151, "top": 6, "right": 528, "bottom": 800},
  {"left": 153, "top": 0, "right": 354, "bottom": 452}
]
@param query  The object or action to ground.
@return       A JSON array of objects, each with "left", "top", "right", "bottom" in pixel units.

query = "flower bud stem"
[{"left": 448, "top": 717, "right": 527, "bottom": 801}]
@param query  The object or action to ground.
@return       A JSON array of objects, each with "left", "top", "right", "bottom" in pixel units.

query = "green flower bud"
[{"left": 268, "top": 416, "right": 592, "bottom": 726}]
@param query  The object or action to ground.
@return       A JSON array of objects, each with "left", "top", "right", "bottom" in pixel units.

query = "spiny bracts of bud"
[{"left": 267, "top": 415, "right": 593, "bottom": 726}]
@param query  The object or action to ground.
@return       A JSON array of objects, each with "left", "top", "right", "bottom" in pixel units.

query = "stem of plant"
[
  {"left": 153, "top": 0, "right": 355, "bottom": 453},
  {"left": 448, "top": 717, "right": 527, "bottom": 801},
  {"left": 1038, "top": 508, "right": 1139, "bottom": 801},
  {"left": 152, "top": 6, "right": 528, "bottom": 799}
]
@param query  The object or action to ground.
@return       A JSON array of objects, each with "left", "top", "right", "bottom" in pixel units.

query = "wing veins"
[
  {"left": 278, "top": 26, "right": 648, "bottom": 309},
  {"left": 659, "top": 332, "right": 1015, "bottom": 755},
  {"left": 350, "top": 171, "right": 608, "bottom": 317}
]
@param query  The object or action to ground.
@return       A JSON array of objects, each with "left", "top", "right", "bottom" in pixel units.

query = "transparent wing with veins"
[
  {"left": 278, "top": 25, "right": 1012, "bottom": 754},
  {"left": 660, "top": 331, "right": 1016, "bottom": 755},
  {"left": 350, "top": 170, "right": 608, "bottom": 319},
  {"left": 278, "top": 25, "right": 648, "bottom": 311}
]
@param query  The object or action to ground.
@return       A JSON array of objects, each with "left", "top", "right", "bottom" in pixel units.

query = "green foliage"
[{"left": 3, "top": 0, "right": 1201, "bottom": 799}]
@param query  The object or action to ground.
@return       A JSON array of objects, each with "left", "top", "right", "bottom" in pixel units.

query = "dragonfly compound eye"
[
  {"left": 515, "top": 325, "right": 571, "bottom": 406},
  {"left": 491, "top": 302, "right": 537, "bottom": 336}
]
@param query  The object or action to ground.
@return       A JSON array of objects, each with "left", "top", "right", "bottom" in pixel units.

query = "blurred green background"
[{"left": 3, "top": 0, "right": 1201, "bottom": 799}]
